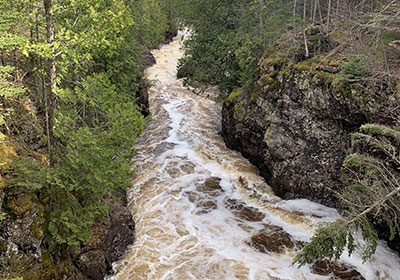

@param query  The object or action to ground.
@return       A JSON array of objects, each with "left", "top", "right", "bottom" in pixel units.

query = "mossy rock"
[
  {"left": 4, "top": 252, "right": 55, "bottom": 280},
  {"left": 39, "top": 252, "right": 57, "bottom": 278},
  {"left": 31, "top": 204, "right": 45, "bottom": 239},
  {"left": 282, "top": 65, "right": 294, "bottom": 77},
  {"left": 260, "top": 56, "right": 284, "bottom": 69},
  {"left": 310, "top": 71, "right": 334, "bottom": 86},
  {"left": 293, "top": 63, "right": 313, "bottom": 72},
  {"left": 0, "top": 143, "right": 17, "bottom": 170},
  {"left": 268, "top": 70, "right": 280, "bottom": 78},
  {"left": 257, "top": 71, "right": 280, "bottom": 87},
  {"left": 259, "top": 74, "right": 275, "bottom": 86},
  {"left": 233, "top": 100, "right": 248, "bottom": 121},
  {"left": 250, "top": 90, "right": 259, "bottom": 103},
  {"left": 224, "top": 88, "right": 243, "bottom": 105},
  {"left": 17, "top": 252, "right": 57, "bottom": 280},
  {"left": 332, "top": 77, "right": 351, "bottom": 96},
  {"left": 266, "top": 80, "right": 281, "bottom": 92},
  {"left": 8, "top": 193, "right": 36, "bottom": 216}
]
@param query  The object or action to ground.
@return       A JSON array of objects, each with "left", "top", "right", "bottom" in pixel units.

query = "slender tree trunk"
[
  {"left": 43, "top": 0, "right": 57, "bottom": 163},
  {"left": 327, "top": 0, "right": 332, "bottom": 31},
  {"left": 336, "top": 0, "right": 339, "bottom": 16},
  {"left": 303, "top": 30, "right": 309, "bottom": 58},
  {"left": 317, "top": 0, "right": 323, "bottom": 25},
  {"left": 260, "top": 0, "right": 265, "bottom": 45},
  {"left": 312, "top": 0, "right": 317, "bottom": 23},
  {"left": 293, "top": 0, "right": 297, "bottom": 17},
  {"left": 303, "top": 0, "right": 307, "bottom": 21}
]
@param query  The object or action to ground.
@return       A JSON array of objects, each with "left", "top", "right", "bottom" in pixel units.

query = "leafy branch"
[{"left": 295, "top": 124, "right": 400, "bottom": 266}]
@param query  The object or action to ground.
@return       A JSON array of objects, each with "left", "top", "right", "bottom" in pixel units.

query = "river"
[{"left": 109, "top": 31, "right": 400, "bottom": 280}]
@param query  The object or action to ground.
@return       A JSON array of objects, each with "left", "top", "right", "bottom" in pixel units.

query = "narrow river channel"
[{"left": 110, "top": 32, "right": 400, "bottom": 280}]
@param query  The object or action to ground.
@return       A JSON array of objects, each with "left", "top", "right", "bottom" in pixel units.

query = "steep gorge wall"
[{"left": 222, "top": 59, "right": 400, "bottom": 207}]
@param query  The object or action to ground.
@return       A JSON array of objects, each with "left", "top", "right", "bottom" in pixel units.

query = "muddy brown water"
[{"left": 109, "top": 31, "right": 400, "bottom": 280}]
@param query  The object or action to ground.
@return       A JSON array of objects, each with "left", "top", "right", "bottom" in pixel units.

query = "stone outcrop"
[
  {"left": 0, "top": 186, "right": 134, "bottom": 280},
  {"left": 222, "top": 58, "right": 400, "bottom": 207}
]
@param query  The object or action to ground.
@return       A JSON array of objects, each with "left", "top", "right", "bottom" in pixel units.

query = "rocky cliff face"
[
  {"left": 0, "top": 177, "right": 134, "bottom": 280},
  {"left": 222, "top": 59, "right": 400, "bottom": 207}
]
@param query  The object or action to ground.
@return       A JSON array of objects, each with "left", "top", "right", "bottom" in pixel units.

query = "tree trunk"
[
  {"left": 293, "top": 0, "right": 297, "bottom": 16},
  {"left": 327, "top": 0, "right": 332, "bottom": 31},
  {"left": 260, "top": 0, "right": 265, "bottom": 45},
  {"left": 43, "top": 0, "right": 57, "bottom": 163},
  {"left": 312, "top": 0, "right": 317, "bottom": 23},
  {"left": 336, "top": 0, "right": 339, "bottom": 16}
]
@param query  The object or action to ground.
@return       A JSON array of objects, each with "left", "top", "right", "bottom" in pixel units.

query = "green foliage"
[
  {"left": 0, "top": 0, "right": 167, "bottom": 250},
  {"left": 341, "top": 55, "right": 371, "bottom": 79},
  {"left": 0, "top": 0, "right": 29, "bottom": 51},
  {"left": 0, "top": 66, "right": 26, "bottom": 99},
  {"left": 41, "top": 0, "right": 151, "bottom": 246},
  {"left": 48, "top": 189, "right": 93, "bottom": 246},
  {"left": 0, "top": 66, "right": 27, "bottom": 140},
  {"left": 331, "top": 55, "right": 372, "bottom": 89},
  {"left": 358, "top": 123, "right": 400, "bottom": 144},
  {"left": 177, "top": 0, "right": 298, "bottom": 93},
  {"left": 4, "top": 157, "right": 46, "bottom": 192},
  {"left": 294, "top": 221, "right": 354, "bottom": 266},
  {"left": 130, "top": 0, "right": 168, "bottom": 48},
  {"left": 295, "top": 123, "right": 400, "bottom": 265}
]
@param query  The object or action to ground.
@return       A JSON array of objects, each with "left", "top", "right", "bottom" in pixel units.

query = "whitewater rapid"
[{"left": 109, "top": 31, "right": 400, "bottom": 280}]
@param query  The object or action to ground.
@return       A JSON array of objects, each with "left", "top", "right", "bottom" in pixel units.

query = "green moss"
[
  {"left": 253, "top": 81, "right": 262, "bottom": 93},
  {"left": 293, "top": 63, "right": 313, "bottom": 72},
  {"left": 40, "top": 252, "right": 56, "bottom": 275},
  {"left": 224, "top": 88, "right": 243, "bottom": 105},
  {"left": 16, "top": 252, "right": 56, "bottom": 280},
  {"left": 31, "top": 205, "right": 45, "bottom": 239},
  {"left": 268, "top": 70, "right": 280, "bottom": 78},
  {"left": 261, "top": 71, "right": 280, "bottom": 86},
  {"left": 266, "top": 80, "right": 281, "bottom": 92},
  {"left": 328, "top": 60, "right": 342, "bottom": 67},
  {"left": 309, "top": 71, "right": 334, "bottom": 87},
  {"left": 342, "top": 55, "right": 371, "bottom": 78},
  {"left": 8, "top": 193, "right": 35, "bottom": 216},
  {"left": 0, "top": 143, "right": 17, "bottom": 170},
  {"left": 250, "top": 90, "right": 259, "bottom": 103},
  {"left": 260, "top": 55, "right": 284, "bottom": 69},
  {"left": 262, "top": 75, "right": 274, "bottom": 85},
  {"left": 282, "top": 65, "right": 293, "bottom": 77},
  {"left": 233, "top": 100, "right": 248, "bottom": 121},
  {"left": 332, "top": 76, "right": 351, "bottom": 96}
]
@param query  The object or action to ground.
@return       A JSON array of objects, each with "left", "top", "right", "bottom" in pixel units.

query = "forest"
[
  {"left": 0, "top": 0, "right": 173, "bottom": 278},
  {"left": 1, "top": 0, "right": 400, "bottom": 279}
]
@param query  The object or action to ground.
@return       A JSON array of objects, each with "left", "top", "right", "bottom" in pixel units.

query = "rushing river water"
[{"left": 110, "top": 32, "right": 400, "bottom": 280}]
